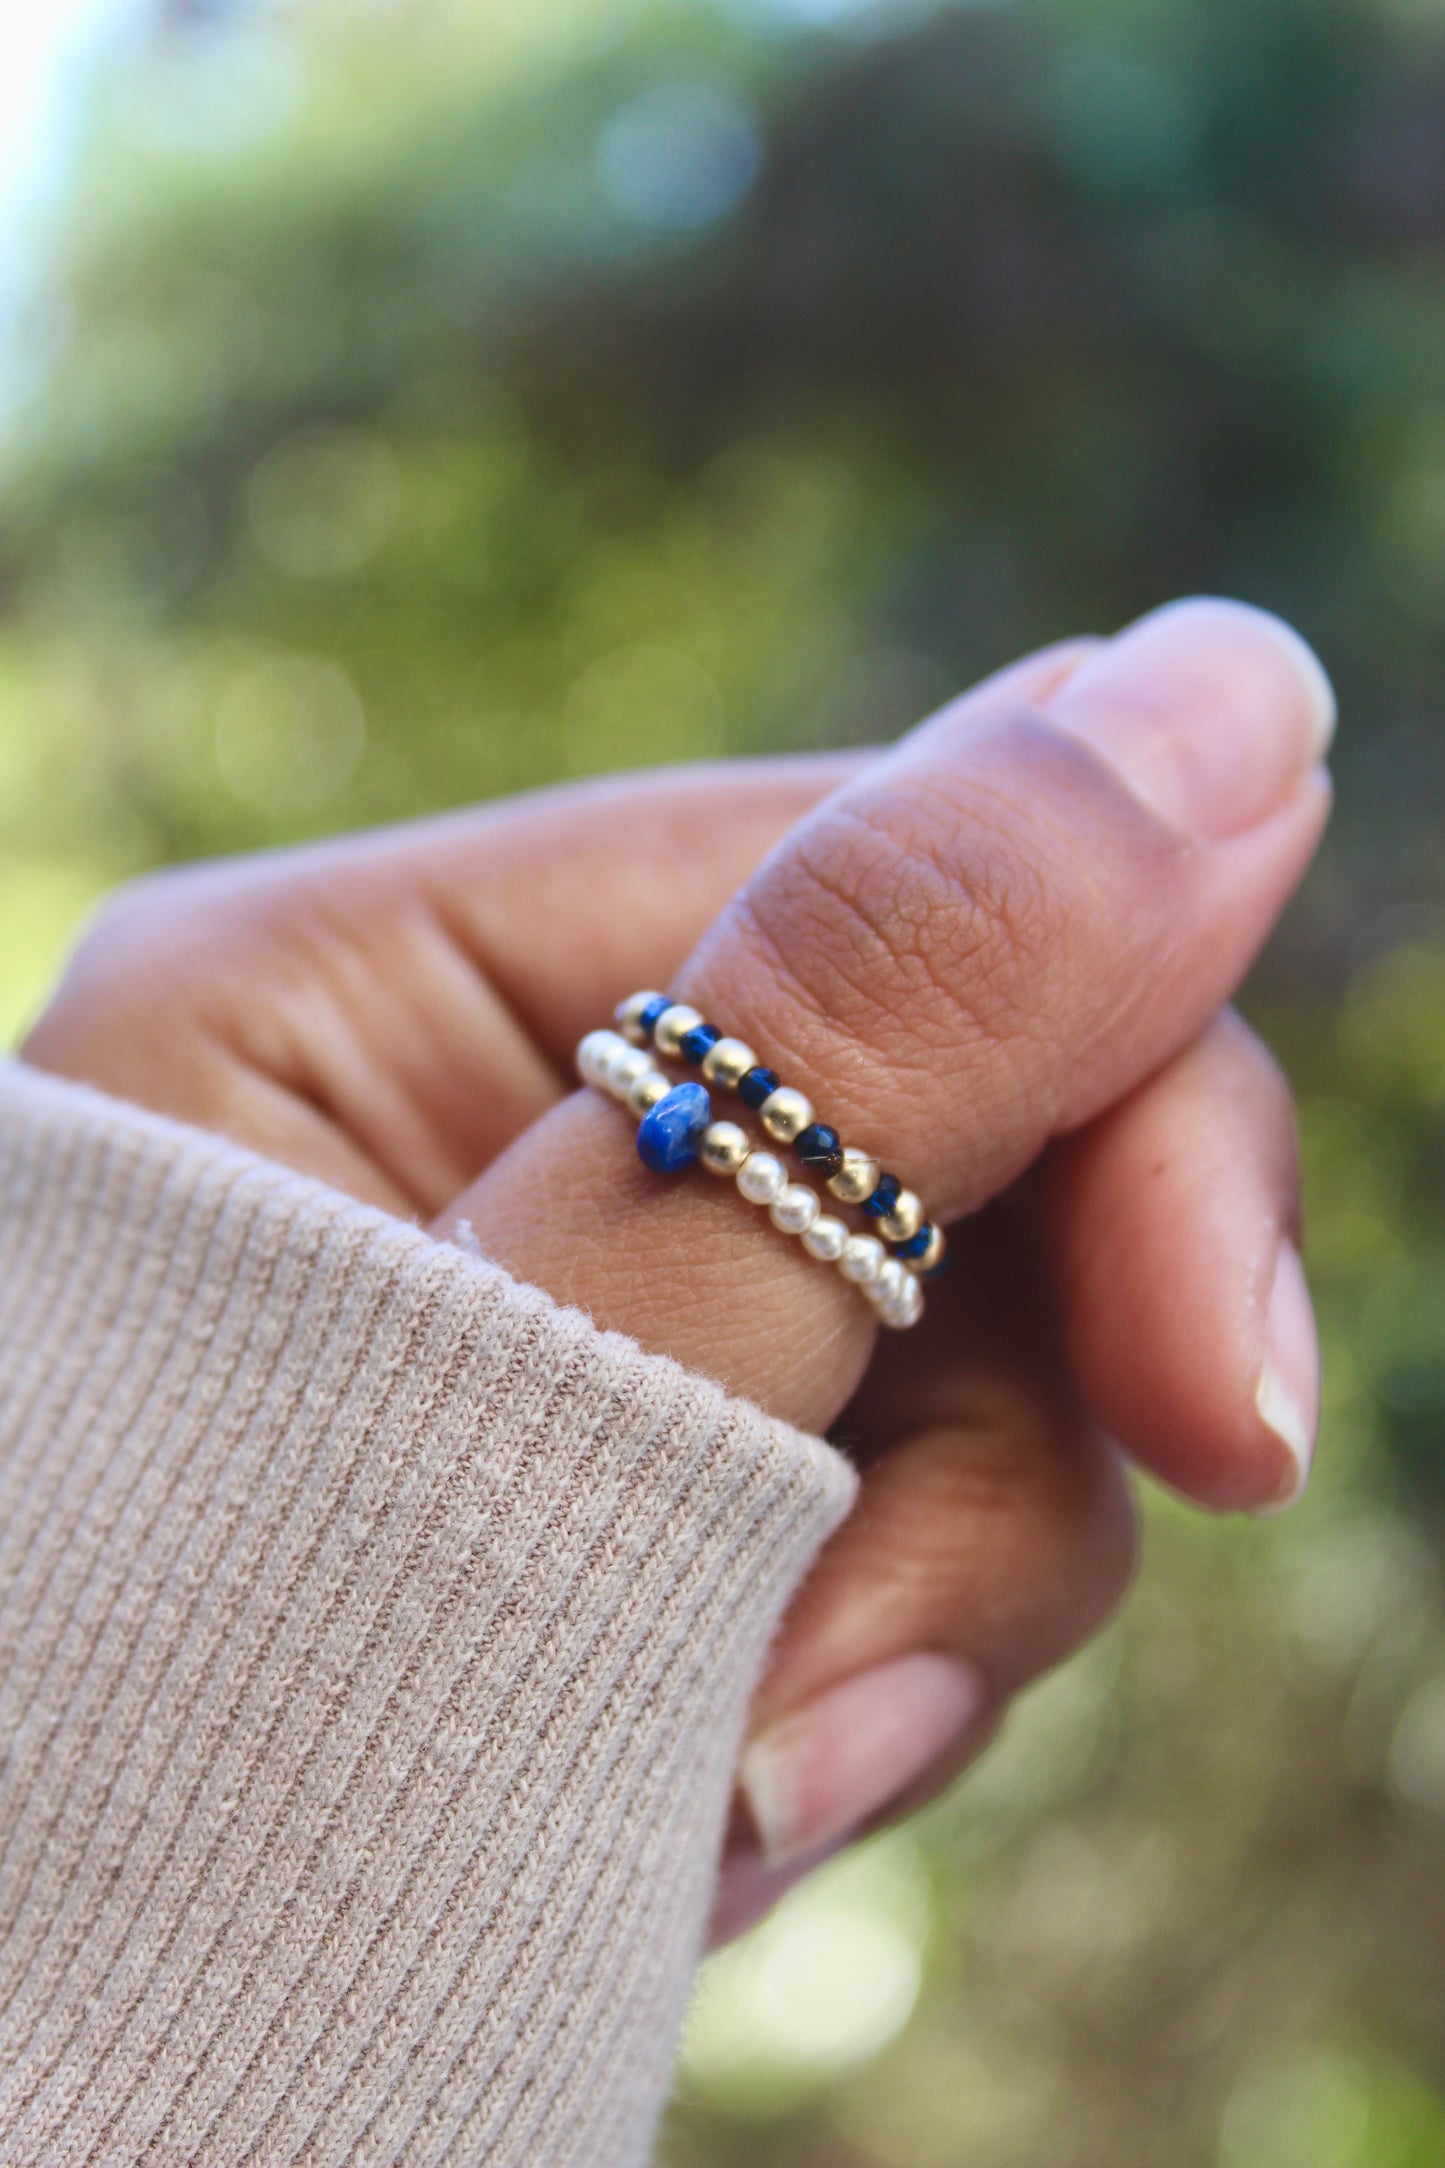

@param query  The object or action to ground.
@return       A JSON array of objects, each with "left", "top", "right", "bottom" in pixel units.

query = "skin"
[{"left": 23, "top": 602, "right": 1329, "bottom": 1936}]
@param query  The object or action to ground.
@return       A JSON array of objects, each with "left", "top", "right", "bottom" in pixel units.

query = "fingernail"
[
  {"left": 738, "top": 1651, "right": 983, "bottom": 1868},
  {"left": 1047, "top": 597, "right": 1336, "bottom": 840},
  {"left": 1254, "top": 1239, "right": 1320, "bottom": 1512}
]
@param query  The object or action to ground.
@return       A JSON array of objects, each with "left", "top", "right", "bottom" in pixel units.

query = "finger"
[
  {"left": 799, "top": 1009, "right": 1313, "bottom": 1513},
  {"left": 25, "top": 751, "right": 874, "bottom": 1215},
  {"left": 356, "top": 753, "right": 884, "bottom": 1068},
  {"left": 238, "top": 753, "right": 892, "bottom": 1204},
  {"left": 1045, "top": 1007, "right": 1316, "bottom": 1514},
  {"left": 447, "top": 597, "right": 1333, "bottom": 1439},
  {"left": 364, "top": 640, "right": 1094, "bottom": 1072},
  {"left": 362, "top": 646, "right": 1085, "bottom": 1180},
  {"left": 725, "top": 1200, "right": 1136, "bottom": 1872},
  {"left": 713, "top": 1009, "right": 1315, "bottom": 1891},
  {"left": 447, "top": 598, "right": 1330, "bottom": 1908},
  {"left": 708, "top": 1009, "right": 1315, "bottom": 1911}
]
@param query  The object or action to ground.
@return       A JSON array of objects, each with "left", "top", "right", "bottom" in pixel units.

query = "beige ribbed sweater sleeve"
[{"left": 0, "top": 1061, "right": 856, "bottom": 2166}]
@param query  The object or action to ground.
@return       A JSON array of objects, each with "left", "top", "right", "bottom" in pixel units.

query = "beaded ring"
[{"left": 575, "top": 991, "right": 947, "bottom": 1333}]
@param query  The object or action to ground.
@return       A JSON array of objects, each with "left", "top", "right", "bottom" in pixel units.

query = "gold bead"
[
  {"left": 905, "top": 1223, "right": 947, "bottom": 1276},
  {"left": 627, "top": 1070, "right": 671, "bottom": 1116},
  {"left": 699, "top": 1120, "right": 750, "bottom": 1175},
  {"left": 760, "top": 1086, "right": 814, "bottom": 1144},
  {"left": 615, "top": 989, "right": 666, "bottom": 1047},
  {"left": 701, "top": 1036, "right": 756, "bottom": 1088},
  {"left": 827, "top": 1147, "right": 881, "bottom": 1205},
  {"left": 876, "top": 1188, "right": 924, "bottom": 1244},
  {"left": 652, "top": 1003, "right": 703, "bottom": 1058}
]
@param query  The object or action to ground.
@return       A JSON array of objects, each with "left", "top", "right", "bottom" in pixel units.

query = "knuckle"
[
  {"left": 31, "top": 861, "right": 276, "bottom": 1055},
  {"left": 856, "top": 1417, "right": 1138, "bottom": 1688},
  {"left": 20, "top": 873, "right": 185, "bottom": 1062},
  {"left": 69, "top": 865, "right": 211, "bottom": 971},
  {"left": 28, "top": 878, "right": 173, "bottom": 1027}
]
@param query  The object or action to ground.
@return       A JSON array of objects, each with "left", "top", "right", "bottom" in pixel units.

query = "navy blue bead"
[
  {"left": 793, "top": 1122, "right": 843, "bottom": 1177},
  {"left": 637, "top": 995, "right": 671, "bottom": 1042},
  {"left": 636, "top": 1082, "right": 713, "bottom": 1174},
  {"left": 897, "top": 1224, "right": 934, "bottom": 1260},
  {"left": 863, "top": 1172, "right": 902, "bottom": 1219},
  {"left": 737, "top": 1066, "right": 781, "bottom": 1111},
  {"left": 679, "top": 1023, "right": 721, "bottom": 1064}
]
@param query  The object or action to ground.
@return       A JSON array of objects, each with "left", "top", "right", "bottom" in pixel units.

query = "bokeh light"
[
  {"left": 682, "top": 1838, "right": 930, "bottom": 2112},
  {"left": 597, "top": 82, "right": 764, "bottom": 232}
]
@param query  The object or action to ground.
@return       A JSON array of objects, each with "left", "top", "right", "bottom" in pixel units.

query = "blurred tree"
[{"left": 2, "top": 0, "right": 1442, "bottom": 918}]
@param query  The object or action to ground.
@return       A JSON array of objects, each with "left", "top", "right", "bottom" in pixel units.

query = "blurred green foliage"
[{"left": 2, "top": 0, "right": 1445, "bottom": 2159}]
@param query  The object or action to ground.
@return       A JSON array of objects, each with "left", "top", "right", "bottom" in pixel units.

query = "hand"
[
  {"left": 24, "top": 599, "right": 1333, "bottom": 1938},
  {"left": 23, "top": 755, "right": 863, "bottom": 1218}
]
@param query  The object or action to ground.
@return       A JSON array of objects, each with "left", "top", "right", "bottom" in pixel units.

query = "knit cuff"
[{"left": 0, "top": 1061, "right": 855, "bottom": 2167}]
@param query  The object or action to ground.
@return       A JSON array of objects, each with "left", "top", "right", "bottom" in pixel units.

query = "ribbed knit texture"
[{"left": 0, "top": 1062, "right": 855, "bottom": 2165}]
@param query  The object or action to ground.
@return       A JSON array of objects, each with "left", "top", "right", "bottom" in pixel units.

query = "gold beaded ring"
[{"left": 573, "top": 991, "right": 948, "bottom": 1332}]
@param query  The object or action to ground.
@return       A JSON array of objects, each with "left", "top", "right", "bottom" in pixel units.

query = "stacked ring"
[
  {"left": 574, "top": 992, "right": 947, "bottom": 1334},
  {"left": 576, "top": 1027, "right": 924, "bottom": 1329},
  {"left": 614, "top": 991, "right": 947, "bottom": 1277}
]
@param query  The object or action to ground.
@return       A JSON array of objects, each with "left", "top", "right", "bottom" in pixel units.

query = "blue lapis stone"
[
  {"left": 737, "top": 1066, "right": 781, "bottom": 1111},
  {"left": 637, "top": 1082, "right": 712, "bottom": 1173},
  {"left": 679, "top": 1022, "right": 721, "bottom": 1064},
  {"left": 638, "top": 995, "right": 671, "bottom": 1043},
  {"left": 863, "top": 1172, "right": 902, "bottom": 1219}
]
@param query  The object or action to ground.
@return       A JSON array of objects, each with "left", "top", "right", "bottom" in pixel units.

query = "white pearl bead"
[
  {"left": 700, "top": 1120, "right": 750, "bottom": 1175},
  {"left": 604, "top": 1044, "right": 652, "bottom": 1097},
  {"left": 760, "top": 1087, "right": 814, "bottom": 1144},
  {"left": 627, "top": 1069, "right": 672, "bottom": 1115},
  {"left": 701, "top": 1036, "right": 756, "bottom": 1089},
  {"left": 869, "top": 1258, "right": 910, "bottom": 1306},
  {"left": 614, "top": 989, "right": 666, "bottom": 1047},
  {"left": 577, "top": 1029, "right": 626, "bottom": 1088},
  {"left": 770, "top": 1183, "right": 820, "bottom": 1236},
  {"left": 652, "top": 1003, "right": 703, "bottom": 1058},
  {"left": 801, "top": 1214, "right": 848, "bottom": 1262},
  {"left": 839, "top": 1233, "right": 885, "bottom": 1284},
  {"left": 737, "top": 1151, "right": 787, "bottom": 1207},
  {"left": 878, "top": 1276, "right": 925, "bottom": 1329}
]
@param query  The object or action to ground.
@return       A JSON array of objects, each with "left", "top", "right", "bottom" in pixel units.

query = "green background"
[{"left": 4, "top": 2, "right": 1445, "bottom": 2160}]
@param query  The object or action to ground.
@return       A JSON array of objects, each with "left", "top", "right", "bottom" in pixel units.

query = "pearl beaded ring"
[{"left": 574, "top": 991, "right": 948, "bottom": 1332}]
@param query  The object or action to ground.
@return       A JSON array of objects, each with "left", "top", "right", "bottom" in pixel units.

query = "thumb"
[{"left": 440, "top": 599, "right": 1330, "bottom": 1438}]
